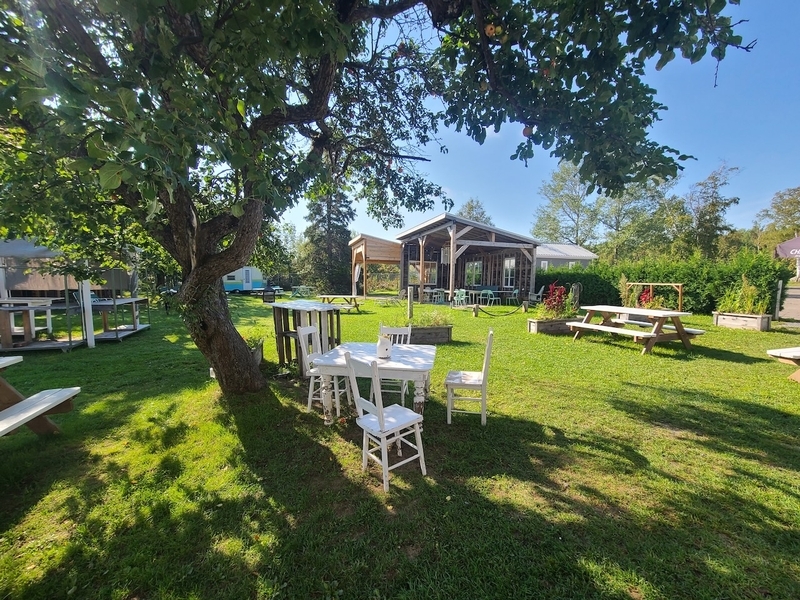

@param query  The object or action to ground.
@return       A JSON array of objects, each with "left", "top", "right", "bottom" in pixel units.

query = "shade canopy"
[{"left": 775, "top": 236, "right": 800, "bottom": 258}]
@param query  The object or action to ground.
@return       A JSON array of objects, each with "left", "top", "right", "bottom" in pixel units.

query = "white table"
[{"left": 312, "top": 342, "right": 436, "bottom": 424}]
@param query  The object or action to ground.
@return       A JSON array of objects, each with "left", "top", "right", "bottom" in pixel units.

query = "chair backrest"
[
  {"left": 398, "top": 289, "right": 407, "bottom": 300},
  {"left": 379, "top": 323, "right": 411, "bottom": 344},
  {"left": 481, "top": 329, "right": 494, "bottom": 390},
  {"left": 296, "top": 325, "right": 322, "bottom": 372},
  {"left": 512, "top": 289, "right": 519, "bottom": 298},
  {"left": 344, "top": 352, "right": 385, "bottom": 429},
  {"left": 479, "top": 289, "right": 489, "bottom": 301}
]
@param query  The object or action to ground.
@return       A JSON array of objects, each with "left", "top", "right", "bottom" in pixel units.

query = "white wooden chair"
[
  {"left": 345, "top": 352, "right": 426, "bottom": 492},
  {"left": 445, "top": 329, "right": 493, "bottom": 426},
  {"left": 374, "top": 324, "right": 412, "bottom": 404},
  {"left": 297, "top": 325, "right": 350, "bottom": 416}
]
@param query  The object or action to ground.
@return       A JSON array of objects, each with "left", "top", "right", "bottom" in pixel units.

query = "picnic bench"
[
  {"left": 568, "top": 305, "right": 705, "bottom": 355},
  {"left": 766, "top": 347, "right": 800, "bottom": 383},
  {"left": 317, "top": 294, "right": 361, "bottom": 313},
  {"left": 0, "top": 356, "right": 80, "bottom": 436}
]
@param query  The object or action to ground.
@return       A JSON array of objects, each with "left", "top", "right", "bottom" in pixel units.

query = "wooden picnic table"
[
  {"left": 766, "top": 347, "right": 800, "bottom": 382},
  {"left": 0, "top": 356, "right": 80, "bottom": 436},
  {"left": 317, "top": 294, "right": 361, "bottom": 313},
  {"left": 567, "top": 305, "right": 705, "bottom": 355}
]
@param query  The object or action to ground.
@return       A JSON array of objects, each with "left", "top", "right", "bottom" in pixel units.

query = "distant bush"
[{"left": 532, "top": 250, "right": 792, "bottom": 315}]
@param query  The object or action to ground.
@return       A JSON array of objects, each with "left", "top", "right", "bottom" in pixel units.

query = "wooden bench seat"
[
  {"left": 610, "top": 319, "right": 705, "bottom": 335},
  {"left": 567, "top": 321, "right": 657, "bottom": 340},
  {"left": 0, "top": 387, "right": 80, "bottom": 437}
]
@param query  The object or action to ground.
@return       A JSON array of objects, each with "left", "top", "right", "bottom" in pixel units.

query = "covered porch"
[{"left": 395, "top": 214, "right": 540, "bottom": 303}]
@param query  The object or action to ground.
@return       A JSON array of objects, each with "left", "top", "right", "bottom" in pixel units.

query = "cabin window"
[
  {"left": 503, "top": 258, "right": 515, "bottom": 288},
  {"left": 540, "top": 260, "right": 549, "bottom": 271},
  {"left": 568, "top": 261, "right": 577, "bottom": 269},
  {"left": 226, "top": 275, "right": 236, "bottom": 281},
  {"left": 465, "top": 260, "right": 482, "bottom": 286}
]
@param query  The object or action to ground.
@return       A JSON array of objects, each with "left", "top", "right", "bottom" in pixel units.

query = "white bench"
[
  {"left": 610, "top": 319, "right": 705, "bottom": 336},
  {"left": 0, "top": 387, "right": 80, "bottom": 437},
  {"left": 567, "top": 321, "right": 657, "bottom": 340}
]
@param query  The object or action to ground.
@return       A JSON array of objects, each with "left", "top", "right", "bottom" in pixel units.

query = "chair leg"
[
  {"left": 481, "top": 392, "right": 487, "bottom": 426},
  {"left": 333, "top": 377, "right": 341, "bottom": 416},
  {"left": 380, "top": 437, "right": 390, "bottom": 492},
  {"left": 414, "top": 424, "right": 427, "bottom": 476},
  {"left": 446, "top": 385, "right": 453, "bottom": 424},
  {"left": 362, "top": 431, "right": 369, "bottom": 471},
  {"left": 307, "top": 375, "right": 318, "bottom": 412}
]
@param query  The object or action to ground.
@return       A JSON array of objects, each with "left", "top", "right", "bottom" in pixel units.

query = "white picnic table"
[{"left": 766, "top": 347, "right": 800, "bottom": 382}]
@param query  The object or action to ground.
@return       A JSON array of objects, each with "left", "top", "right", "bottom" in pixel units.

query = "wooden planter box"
[
  {"left": 409, "top": 325, "right": 452, "bottom": 344},
  {"left": 712, "top": 312, "right": 771, "bottom": 331},
  {"left": 527, "top": 318, "right": 573, "bottom": 335}
]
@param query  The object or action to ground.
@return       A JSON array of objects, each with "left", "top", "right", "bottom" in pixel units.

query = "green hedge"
[{"left": 532, "top": 251, "right": 793, "bottom": 315}]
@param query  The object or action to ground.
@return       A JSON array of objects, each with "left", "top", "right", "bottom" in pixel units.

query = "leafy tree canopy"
[
  {"left": 456, "top": 197, "right": 494, "bottom": 225},
  {"left": 0, "top": 0, "right": 750, "bottom": 393}
]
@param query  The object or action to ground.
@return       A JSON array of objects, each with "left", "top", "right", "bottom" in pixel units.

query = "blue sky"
[{"left": 283, "top": 1, "right": 799, "bottom": 242}]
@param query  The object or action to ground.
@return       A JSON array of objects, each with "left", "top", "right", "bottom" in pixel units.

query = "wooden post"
[{"left": 407, "top": 286, "right": 413, "bottom": 321}]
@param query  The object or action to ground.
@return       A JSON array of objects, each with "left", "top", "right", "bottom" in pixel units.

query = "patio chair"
[
  {"left": 452, "top": 289, "right": 467, "bottom": 307},
  {"left": 505, "top": 289, "right": 519, "bottom": 305},
  {"left": 344, "top": 352, "right": 426, "bottom": 492},
  {"left": 297, "top": 325, "right": 350, "bottom": 416},
  {"left": 432, "top": 289, "right": 445, "bottom": 304},
  {"left": 445, "top": 329, "right": 493, "bottom": 426},
  {"left": 530, "top": 285, "right": 546, "bottom": 303},
  {"left": 374, "top": 324, "right": 412, "bottom": 404},
  {"left": 482, "top": 289, "right": 500, "bottom": 306}
]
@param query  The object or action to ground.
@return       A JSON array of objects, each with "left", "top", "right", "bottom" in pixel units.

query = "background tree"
[
  {"left": 296, "top": 176, "right": 356, "bottom": 294},
  {"left": 594, "top": 177, "right": 675, "bottom": 262},
  {"left": 532, "top": 162, "right": 598, "bottom": 246},
  {"left": 756, "top": 185, "right": 800, "bottom": 279},
  {"left": 456, "top": 197, "right": 494, "bottom": 225},
  {"left": 681, "top": 165, "right": 740, "bottom": 258},
  {"left": 0, "top": 1, "right": 749, "bottom": 393}
]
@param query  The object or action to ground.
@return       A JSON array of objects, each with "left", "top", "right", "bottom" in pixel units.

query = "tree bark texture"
[{"left": 182, "top": 281, "right": 266, "bottom": 394}]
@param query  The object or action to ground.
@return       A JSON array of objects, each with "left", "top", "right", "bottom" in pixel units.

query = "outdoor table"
[
  {"left": 317, "top": 294, "right": 362, "bottom": 313},
  {"left": 766, "top": 347, "right": 800, "bottom": 382},
  {"left": 0, "top": 298, "right": 54, "bottom": 338},
  {"left": 568, "top": 305, "right": 705, "bottom": 355},
  {"left": 269, "top": 300, "right": 343, "bottom": 376},
  {"left": 0, "top": 356, "right": 75, "bottom": 435},
  {"left": 311, "top": 342, "right": 436, "bottom": 424},
  {"left": 291, "top": 285, "right": 313, "bottom": 298},
  {"left": 88, "top": 298, "right": 151, "bottom": 341}
]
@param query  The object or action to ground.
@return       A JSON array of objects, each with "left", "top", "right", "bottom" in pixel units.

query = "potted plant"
[
  {"left": 527, "top": 282, "right": 578, "bottom": 334},
  {"left": 713, "top": 275, "right": 771, "bottom": 331},
  {"left": 406, "top": 311, "right": 454, "bottom": 344}
]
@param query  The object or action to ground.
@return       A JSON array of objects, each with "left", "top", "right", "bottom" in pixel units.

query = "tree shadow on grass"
[{"left": 5, "top": 365, "right": 800, "bottom": 598}]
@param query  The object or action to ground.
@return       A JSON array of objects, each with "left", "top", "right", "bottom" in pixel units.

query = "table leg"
[
  {"left": 412, "top": 374, "right": 426, "bottom": 414},
  {"left": 573, "top": 310, "right": 595, "bottom": 340},
  {"left": 670, "top": 317, "right": 694, "bottom": 349},
  {"left": 0, "top": 313, "right": 13, "bottom": 349},
  {"left": 21, "top": 310, "right": 33, "bottom": 344},
  {"left": 320, "top": 373, "right": 334, "bottom": 425},
  {"left": 642, "top": 317, "right": 668, "bottom": 354},
  {"left": 0, "top": 377, "right": 63, "bottom": 434}
]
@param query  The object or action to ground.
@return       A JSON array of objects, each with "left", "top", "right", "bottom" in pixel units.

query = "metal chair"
[
  {"left": 453, "top": 289, "right": 467, "bottom": 307},
  {"left": 484, "top": 290, "right": 500, "bottom": 306},
  {"left": 345, "top": 352, "right": 426, "bottom": 492},
  {"left": 505, "top": 289, "right": 519, "bottom": 305},
  {"left": 445, "top": 329, "right": 493, "bottom": 426}
]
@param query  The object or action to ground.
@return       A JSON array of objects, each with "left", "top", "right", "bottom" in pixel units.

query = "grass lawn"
[{"left": 1, "top": 295, "right": 799, "bottom": 599}]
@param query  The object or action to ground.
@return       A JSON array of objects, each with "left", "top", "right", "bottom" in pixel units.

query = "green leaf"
[
  {"left": 117, "top": 88, "right": 138, "bottom": 117},
  {"left": 98, "top": 162, "right": 124, "bottom": 189},
  {"left": 86, "top": 135, "right": 109, "bottom": 160},
  {"left": 236, "top": 99, "right": 245, "bottom": 118},
  {"left": 65, "top": 158, "right": 96, "bottom": 172}
]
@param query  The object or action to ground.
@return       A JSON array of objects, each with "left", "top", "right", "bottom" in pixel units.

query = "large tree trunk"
[{"left": 181, "top": 278, "right": 266, "bottom": 394}]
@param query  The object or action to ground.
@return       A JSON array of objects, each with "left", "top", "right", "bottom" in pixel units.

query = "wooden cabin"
[
  {"left": 394, "top": 214, "right": 541, "bottom": 301},
  {"left": 349, "top": 234, "right": 402, "bottom": 296}
]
